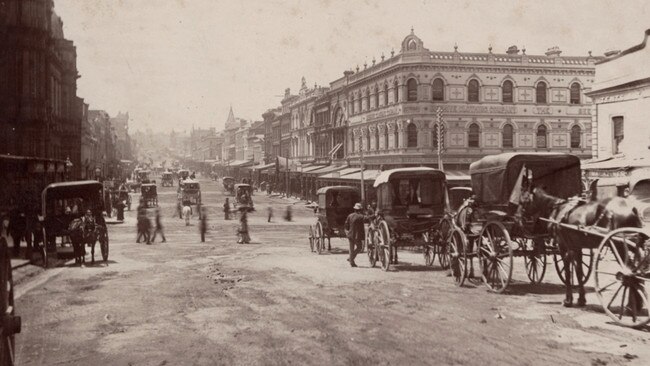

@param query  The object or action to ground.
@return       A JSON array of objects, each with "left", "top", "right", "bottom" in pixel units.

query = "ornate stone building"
[{"left": 340, "top": 30, "right": 598, "bottom": 171}]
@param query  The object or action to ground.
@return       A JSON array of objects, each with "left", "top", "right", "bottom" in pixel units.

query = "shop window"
[
  {"left": 407, "top": 123, "right": 418, "bottom": 147},
  {"left": 613, "top": 116, "right": 624, "bottom": 154},
  {"left": 570, "top": 83, "right": 581, "bottom": 104}
]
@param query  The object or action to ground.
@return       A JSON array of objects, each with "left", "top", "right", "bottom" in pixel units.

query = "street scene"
[{"left": 2, "top": 0, "right": 650, "bottom": 365}]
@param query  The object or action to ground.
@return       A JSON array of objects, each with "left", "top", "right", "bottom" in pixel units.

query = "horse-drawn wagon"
[
  {"left": 308, "top": 186, "right": 361, "bottom": 254},
  {"left": 178, "top": 179, "right": 202, "bottom": 218},
  {"left": 222, "top": 176, "right": 235, "bottom": 195},
  {"left": 141, "top": 183, "right": 158, "bottom": 208},
  {"left": 367, "top": 168, "right": 451, "bottom": 271},
  {"left": 234, "top": 183, "right": 254, "bottom": 210},
  {"left": 41, "top": 181, "right": 110, "bottom": 266},
  {"left": 161, "top": 172, "right": 174, "bottom": 187}
]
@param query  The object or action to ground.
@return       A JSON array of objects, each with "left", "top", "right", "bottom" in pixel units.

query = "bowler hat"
[{"left": 353, "top": 203, "right": 363, "bottom": 210}]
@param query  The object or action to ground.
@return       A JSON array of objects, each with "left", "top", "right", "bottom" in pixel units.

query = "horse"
[
  {"left": 519, "top": 187, "right": 642, "bottom": 307},
  {"left": 68, "top": 217, "right": 99, "bottom": 265}
]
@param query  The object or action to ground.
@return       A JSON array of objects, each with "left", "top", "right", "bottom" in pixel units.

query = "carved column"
[{"left": 377, "top": 124, "right": 386, "bottom": 150}]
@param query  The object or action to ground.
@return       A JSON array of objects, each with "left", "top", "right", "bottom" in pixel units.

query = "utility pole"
[
  {"left": 436, "top": 107, "right": 445, "bottom": 171},
  {"left": 359, "top": 143, "right": 365, "bottom": 205}
]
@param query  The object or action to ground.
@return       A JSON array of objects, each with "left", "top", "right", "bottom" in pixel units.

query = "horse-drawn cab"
[
  {"left": 137, "top": 169, "right": 154, "bottom": 184},
  {"left": 448, "top": 187, "right": 473, "bottom": 214},
  {"left": 161, "top": 172, "right": 174, "bottom": 187},
  {"left": 368, "top": 168, "right": 450, "bottom": 271},
  {"left": 234, "top": 183, "right": 254, "bottom": 210},
  {"left": 308, "top": 186, "right": 360, "bottom": 254},
  {"left": 222, "top": 176, "right": 235, "bottom": 195},
  {"left": 178, "top": 179, "right": 202, "bottom": 218},
  {"left": 41, "top": 181, "right": 109, "bottom": 266},
  {"left": 178, "top": 169, "right": 190, "bottom": 182},
  {"left": 141, "top": 184, "right": 158, "bottom": 208}
]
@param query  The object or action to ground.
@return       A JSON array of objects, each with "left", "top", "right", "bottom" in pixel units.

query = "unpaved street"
[{"left": 14, "top": 178, "right": 650, "bottom": 365}]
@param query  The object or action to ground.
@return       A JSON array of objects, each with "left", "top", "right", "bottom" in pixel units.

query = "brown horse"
[
  {"left": 68, "top": 217, "right": 99, "bottom": 265},
  {"left": 520, "top": 187, "right": 642, "bottom": 307}
]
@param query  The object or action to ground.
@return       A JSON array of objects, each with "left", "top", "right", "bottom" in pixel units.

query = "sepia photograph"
[{"left": 1, "top": 0, "right": 650, "bottom": 364}]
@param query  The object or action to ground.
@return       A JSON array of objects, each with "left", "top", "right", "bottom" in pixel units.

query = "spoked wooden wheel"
[
  {"left": 553, "top": 247, "right": 594, "bottom": 286},
  {"left": 522, "top": 238, "right": 547, "bottom": 284},
  {"left": 436, "top": 218, "right": 453, "bottom": 269},
  {"left": 376, "top": 221, "right": 391, "bottom": 272},
  {"left": 367, "top": 228, "right": 377, "bottom": 268},
  {"left": 1, "top": 238, "right": 21, "bottom": 366},
  {"left": 100, "top": 228, "right": 109, "bottom": 262},
  {"left": 449, "top": 228, "right": 468, "bottom": 287},
  {"left": 315, "top": 222, "right": 325, "bottom": 254},
  {"left": 308, "top": 226, "right": 315, "bottom": 252},
  {"left": 423, "top": 231, "right": 434, "bottom": 266},
  {"left": 478, "top": 221, "right": 513, "bottom": 293},
  {"left": 595, "top": 228, "right": 650, "bottom": 328}
]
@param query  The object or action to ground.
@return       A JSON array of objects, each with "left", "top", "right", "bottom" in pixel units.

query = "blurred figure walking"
[
  {"left": 152, "top": 206, "right": 166, "bottom": 243},
  {"left": 182, "top": 202, "right": 192, "bottom": 226},
  {"left": 199, "top": 206, "right": 208, "bottom": 242},
  {"left": 284, "top": 205, "right": 292, "bottom": 222},
  {"left": 223, "top": 198, "right": 231, "bottom": 220},
  {"left": 237, "top": 207, "right": 250, "bottom": 244},
  {"left": 267, "top": 206, "right": 273, "bottom": 223}
]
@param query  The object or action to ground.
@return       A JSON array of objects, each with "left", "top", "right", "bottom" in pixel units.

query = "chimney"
[
  {"left": 506, "top": 45, "right": 519, "bottom": 55},
  {"left": 284, "top": 88, "right": 291, "bottom": 98},
  {"left": 545, "top": 46, "right": 562, "bottom": 57}
]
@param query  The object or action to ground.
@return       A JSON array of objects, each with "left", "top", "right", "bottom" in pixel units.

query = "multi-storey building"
[
  {"left": 286, "top": 77, "right": 328, "bottom": 162},
  {"left": 340, "top": 30, "right": 598, "bottom": 171},
  {"left": 0, "top": 0, "right": 82, "bottom": 176},
  {"left": 262, "top": 107, "right": 282, "bottom": 163},
  {"left": 88, "top": 110, "right": 116, "bottom": 179},
  {"left": 110, "top": 112, "right": 133, "bottom": 162}
]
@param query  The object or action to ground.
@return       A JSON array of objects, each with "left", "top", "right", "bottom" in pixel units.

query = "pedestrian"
[
  {"left": 116, "top": 200, "right": 126, "bottom": 221},
  {"left": 199, "top": 206, "right": 208, "bottom": 242},
  {"left": 237, "top": 207, "right": 250, "bottom": 244},
  {"left": 7, "top": 207, "right": 26, "bottom": 256},
  {"left": 183, "top": 202, "right": 192, "bottom": 226},
  {"left": 104, "top": 190, "right": 112, "bottom": 218},
  {"left": 267, "top": 206, "right": 273, "bottom": 223},
  {"left": 136, "top": 199, "right": 151, "bottom": 244},
  {"left": 223, "top": 198, "right": 231, "bottom": 220},
  {"left": 344, "top": 202, "right": 373, "bottom": 267},
  {"left": 284, "top": 205, "right": 292, "bottom": 222},
  {"left": 152, "top": 206, "right": 166, "bottom": 243}
]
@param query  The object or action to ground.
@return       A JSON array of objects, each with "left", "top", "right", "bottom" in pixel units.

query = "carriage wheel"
[
  {"left": 315, "top": 222, "right": 325, "bottom": 255},
  {"left": 423, "top": 231, "right": 435, "bottom": 266},
  {"left": 377, "top": 221, "right": 391, "bottom": 272},
  {"left": 449, "top": 228, "right": 468, "bottom": 287},
  {"left": 367, "top": 228, "right": 377, "bottom": 268},
  {"left": 308, "top": 226, "right": 315, "bottom": 252},
  {"left": 100, "top": 228, "right": 109, "bottom": 262},
  {"left": 437, "top": 218, "right": 453, "bottom": 269},
  {"left": 594, "top": 228, "right": 650, "bottom": 328},
  {"left": 523, "top": 238, "right": 547, "bottom": 284},
  {"left": 553, "top": 247, "right": 594, "bottom": 286},
  {"left": 39, "top": 228, "right": 49, "bottom": 269},
  {"left": 0, "top": 238, "right": 20, "bottom": 366},
  {"left": 477, "top": 221, "right": 513, "bottom": 293}
]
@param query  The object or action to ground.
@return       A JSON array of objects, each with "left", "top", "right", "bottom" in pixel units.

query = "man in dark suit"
[{"left": 344, "top": 203, "right": 372, "bottom": 267}]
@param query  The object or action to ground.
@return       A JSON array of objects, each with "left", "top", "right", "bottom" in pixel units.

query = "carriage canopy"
[
  {"left": 41, "top": 181, "right": 104, "bottom": 217},
  {"left": 373, "top": 168, "right": 447, "bottom": 214},
  {"left": 222, "top": 176, "right": 235, "bottom": 182},
  {"left": 316, "top": 186, "right": 360, "bottom": 209},
  {"left": 469, "top": 153, "right": 581, "bottom": 205}
]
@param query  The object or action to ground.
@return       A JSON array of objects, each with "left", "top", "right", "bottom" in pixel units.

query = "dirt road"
[{"left": 14, "top": 177, "right": 650, "bottom": 365}]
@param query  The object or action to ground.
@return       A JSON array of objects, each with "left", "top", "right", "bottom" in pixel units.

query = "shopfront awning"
[
  {"left": 583, "top": 154, "right": 650, "bottom": 171},
  {"left": 252, "top": 162, "right": 276, "bottom": 171},
  {"left": 301, "top": 164, "right": 327, "bottom": 173},
  {"left": 318, "top": 167, "right": 360, "bottom": 179},
  {"left": 227, "top": 160, "right": 254, "bottom": 167},
  {"left": 306, "top": 164, "right": 347, "bottom": 175},
  {"left": 337, "top": 169, "right": 382, "bottom": 182}
]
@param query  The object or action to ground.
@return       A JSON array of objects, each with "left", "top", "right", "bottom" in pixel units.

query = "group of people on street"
[{"left": 136, "top": 199, "right": 165, "bottom": 245}]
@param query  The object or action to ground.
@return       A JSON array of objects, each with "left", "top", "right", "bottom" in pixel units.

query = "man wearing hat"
[{"left": 344, "top": 202, "right": 372, "bottom": 267}]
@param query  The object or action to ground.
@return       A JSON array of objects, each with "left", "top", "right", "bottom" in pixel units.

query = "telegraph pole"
[
  {"left": 359, "top": 143, "right": 365, "bottom": 205},
  {"left": 436, "top": 107, "right": 445, "bottom": 171}
]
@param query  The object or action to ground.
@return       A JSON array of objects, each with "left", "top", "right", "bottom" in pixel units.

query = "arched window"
[
  {"left": 350, "top": 96, "right": 356, "bottom": 115},
  {"left": 431, "top": 124, "right": 438, "bottom": 149},
  {"left": 375, "top": 128, "right": 379, "bottom": 150},
  {"left": 407, "top": 123, "right": 418, "bottom": 147},
  {"left": 384, "top": 84, "right": 388, "bottom": 106},
  {"left": 468, "top": 123, "right": 480, "bottom": 147},
  {"left": 536, "top": 81, "right": 547, "bottom": 104},
  {"left": 374, "top": 89, "right": 379, "bottom": 109},
  {"left": 364, "top": 89, "right": 370, "bottom": 111},
  {"left": 570, "top": 125, "right": 581, "bottom": 148},
  {"left": 570, "top": 83, "right": 581, "bottom": 104},
  {"left": 432, "top": 78, "right": 444, "bottom": 101},
  {"left": 394, "top": 128, "right": 400, "bottom": 148},
  {"left": 502, "top": 124, "right": 514, "bottom": 148},
  {"left": 502, "top": 80, "right": 513, "bottom": 103},
  {"left": 468, "top": 79, "right": 479, "bottom": 102},
  {"left": 366, "top": 131, "right": 370, "bottom": 151},
  {"left": 536, "top": 125, "right": 547, "bottom": 148},
  {"left": 407, "top": 78, "right": 418, "bottom": 101},
  {"left": 394, "top": 81, "right": 399, "bottom": 103},
  {"left": 384, "top": 128, "right": 389, "bottom": 150}
]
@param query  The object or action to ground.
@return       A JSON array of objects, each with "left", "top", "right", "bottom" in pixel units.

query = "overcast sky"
[{"left": 54, "top": 0, "right": 649, "bottom": 133}]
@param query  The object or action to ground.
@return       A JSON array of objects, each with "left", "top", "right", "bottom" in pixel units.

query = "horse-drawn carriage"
[
  {"left": 141, "top": 183, "right": 158, "bottom": 208},
  {"left": 161, "top": 172, "right": 174, "bottom": 187},
  {"left": 234, "top": 183, "right": 254, "bottom": 210},
  {"left": 222, "top": 176, "right": 235, "bottom": 195},
  {"left": 137, "top": 169, "right": 154, "bottom": 184},
  {"left": 41, "top": 181, "right": 110, "bottom": 266},
  {"left": 367, "top": 168, "right": 451, "bottom": 271},
  {"left": 0, "top": 237, "right": 21, "bottom": 366},
  {"left": 308, "top": 186, "right": 361, "bottom": 254},
  {"left": 178, "top": 179, "right": 202, "bottom": 218},
  {"left": 178, "top": 169, "right": 190, "bottom": 182},
  {"left": 449, "top": 153, "right": 583, "bottom": 290}
]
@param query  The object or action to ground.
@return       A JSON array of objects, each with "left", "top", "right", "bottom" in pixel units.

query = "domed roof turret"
[{"left": 400, "top": 28, "right": 428, "bottom": 53}]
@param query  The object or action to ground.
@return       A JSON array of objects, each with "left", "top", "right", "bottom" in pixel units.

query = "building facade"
[
  {"left": 0, "top": 0, "right": 82, "bottom": 177},
  {"left": 340, "top": 31, "right": 598, "bottom": 171}
]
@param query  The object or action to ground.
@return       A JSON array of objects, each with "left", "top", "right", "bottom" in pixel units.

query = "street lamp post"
[{"left": 359, "top": 144, "right": 365, "bottom": 205}]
